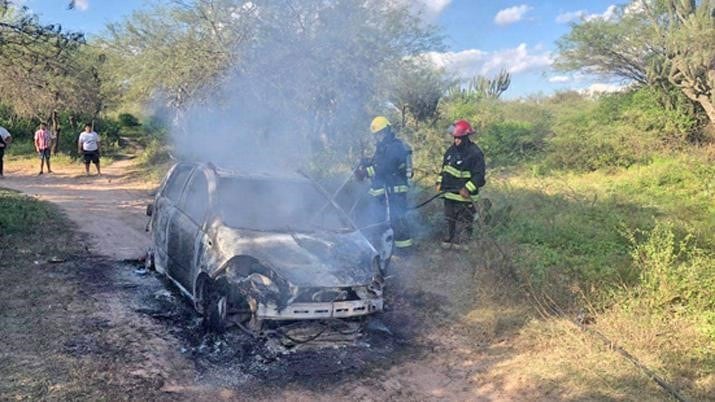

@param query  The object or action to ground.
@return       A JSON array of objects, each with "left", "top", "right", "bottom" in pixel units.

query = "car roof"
[{"left": 179, "top": 162, "right": 309, "bottom": 182}]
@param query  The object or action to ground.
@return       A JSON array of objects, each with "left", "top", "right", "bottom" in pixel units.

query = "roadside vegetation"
[{"left": 400, "top": 83, "right": 714, "bottom": 398}]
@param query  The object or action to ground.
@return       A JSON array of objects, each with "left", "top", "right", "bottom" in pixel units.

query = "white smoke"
[{"left": 171, "top": 1, "right": 432, "bottom": 173}]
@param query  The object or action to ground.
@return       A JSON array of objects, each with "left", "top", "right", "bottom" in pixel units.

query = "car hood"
[{"left": 213, "top": 226, "right": 378, "bottom": 288}]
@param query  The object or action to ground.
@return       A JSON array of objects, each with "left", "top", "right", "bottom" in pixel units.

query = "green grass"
[
  {"left": 481, "top": 152, "right": 714, "bottom": 299},
  {"left": 0, "top": 188, "right": 57, "bottom": 235},
  {"left": 0, "top": 188, "right": 82, "bottom": 262},
  {"left": 472, "top": 151, "right": 715, "bottom": 399}
]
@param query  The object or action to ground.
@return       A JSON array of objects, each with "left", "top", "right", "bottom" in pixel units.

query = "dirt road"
[
  {"left": 1, "top": 156, "right": 534, "bottom": 401},
  {"left": 2, "top": 157, "right": 154, "bottom": 260}
]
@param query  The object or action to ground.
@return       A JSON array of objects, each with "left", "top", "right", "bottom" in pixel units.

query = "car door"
[
  {"left": 168, "top": 169, "right": 210, "bottom": 291},
  {"left": 153, "top": 164, "right": 194, "bottom": 274}
]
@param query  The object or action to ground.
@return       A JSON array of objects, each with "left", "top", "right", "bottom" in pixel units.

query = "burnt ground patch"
[
  {"left": 1, "top": 247, "right": 445, "bottom": 400},
  {"left": 113, "top": 260, "right": 444, "bottom": 397}
]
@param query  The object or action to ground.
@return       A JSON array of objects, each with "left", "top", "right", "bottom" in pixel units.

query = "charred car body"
[{"left": 146, "top": 162, "right": 393, "bottom": 330}]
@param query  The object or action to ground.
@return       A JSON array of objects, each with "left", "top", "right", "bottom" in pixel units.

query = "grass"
[
  {"left": 461, "top": 151, "right": 715, "bottom": 400},
  {"left": 0, "top": 188, "right": 82, "bottom": 258}
]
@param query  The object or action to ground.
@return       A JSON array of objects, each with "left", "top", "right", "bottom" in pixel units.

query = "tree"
[
  {"left": 387, "top": 58, "right": 452, "bottom": 128},
  {"left": 102, "top": 0, "right": 443, "bottom": 161},
  {"left": 99, "top": 0, "right": 258, "bottom": 112},
  {"left": 653, "top": 0, "right": 715, "bottom": 124},
  {"left": 556, "top": 0, "right": 715, "bottom": 125},
  {"left": 0, "top": 5, "right": 101, "bottom": 151}
]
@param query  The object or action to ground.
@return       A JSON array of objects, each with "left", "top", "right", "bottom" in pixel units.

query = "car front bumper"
[{"left": 256, "top": 298, "right": 383, "bottom": 320}]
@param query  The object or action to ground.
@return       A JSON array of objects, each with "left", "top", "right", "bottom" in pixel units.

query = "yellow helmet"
[{"left": 370, "top": 116, "right": 391, "bottom": 134}]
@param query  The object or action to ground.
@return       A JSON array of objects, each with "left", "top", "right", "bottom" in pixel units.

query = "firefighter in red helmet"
[{"left": 436, "top": 119, "right": 486, "bottom": 250}]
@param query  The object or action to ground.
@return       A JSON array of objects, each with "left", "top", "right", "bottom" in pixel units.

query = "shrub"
[
  {"left": 627, "top": 222, "right": 715, "bottom": 312},
  {"left": 118, "top": 113, "right": 140, "bottom": 127},
  {"left": 479, "top": 120, "right": 545, "bottom": 165}
]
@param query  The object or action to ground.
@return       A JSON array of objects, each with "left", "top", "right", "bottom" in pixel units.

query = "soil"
[{"left": 0, "top": 155, "right": 536, "bottom": 401}]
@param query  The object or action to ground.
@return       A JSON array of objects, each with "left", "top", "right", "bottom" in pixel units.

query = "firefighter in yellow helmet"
[{"left": 357, "top": 116, "right": 413, "bottom": 251}]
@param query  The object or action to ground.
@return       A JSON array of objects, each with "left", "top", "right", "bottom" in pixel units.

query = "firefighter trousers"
[
  {"left": 444, "top": 199, "right": 475, "bottom": 244},
  {"left": 367, "top": 190, "right": 413, "bottom": 249}
]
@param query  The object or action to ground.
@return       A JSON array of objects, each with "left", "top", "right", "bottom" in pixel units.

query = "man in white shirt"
[
  {"left": 78, "top": 124, "right": 101, "bottom": 176},
  {"left": 0, "top": 125, "right": 12, "bottom": 177}
]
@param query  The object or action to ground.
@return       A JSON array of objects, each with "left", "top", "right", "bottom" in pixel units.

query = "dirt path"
[
  {"left": 2, "top": 157, "right": 154, "bottom": 260},
  {"left": 1, "top": 155, "right": 533, "bottom": 401}
]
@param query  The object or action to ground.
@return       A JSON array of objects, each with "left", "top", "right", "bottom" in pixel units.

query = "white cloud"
[
  {"left": 73, "top": 0, "right": 89, "bottom": 11},
  {"left": 556, "top": 5, "right": 618, "bottom": 23},
  {"left": 585, "top": 5, "right": 617, "bottom": 21},
  {"left": 578, "top": 82, "right": 626, "bottom": 96},
  {"left": 419, "top": 0, "right": 451, "bottom": 15},
  {"left": 426, "top": 43, "right": 552, "bottom": 78},
  {"left": 555, "top": 10, "right": 586, "bottom": 23},
  {"left": 548, "top": 75, "right": 571, "bottom": 83},
  {"left": 494, "top": 5, "right": 532, "bottom": 26}
]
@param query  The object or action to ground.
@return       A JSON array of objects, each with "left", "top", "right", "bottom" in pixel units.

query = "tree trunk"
[
  {"left": 51, "top": 110, "right": 61, "bottom": 154},
  {"left": 679, "top": 86, "right": 715, "bottom": 124}
]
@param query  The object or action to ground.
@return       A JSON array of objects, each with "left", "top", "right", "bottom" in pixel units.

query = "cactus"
[
  {"left": 447, "top": 69, "right": 511, "bottom": 102},
  {"left": 654, "top": 0, "right": 715, "bottom": 123}
]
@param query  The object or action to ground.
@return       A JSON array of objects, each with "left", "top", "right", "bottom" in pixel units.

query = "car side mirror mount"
[{"left": 146, "top": 203, "right": 154, "bottom": 217}]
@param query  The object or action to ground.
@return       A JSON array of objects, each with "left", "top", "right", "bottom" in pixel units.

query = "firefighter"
[
  {"left": 357, "top": 116, "right": 413, "bottom": 251},
  {"left": 437, "top": 119, "right": 486, "bottom": 250}
]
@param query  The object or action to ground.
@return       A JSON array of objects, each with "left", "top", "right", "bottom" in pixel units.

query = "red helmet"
[{"left": 450, "top": 119, "right": 474, "bottom": 137}]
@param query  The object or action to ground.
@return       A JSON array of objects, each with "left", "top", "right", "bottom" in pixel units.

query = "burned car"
[{"left": 146, "top": 162, "right": 393, "bottom": 330}]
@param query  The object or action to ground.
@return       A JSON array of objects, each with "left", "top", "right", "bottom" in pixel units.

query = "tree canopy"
[{"left": 556, "top": 0, "right": 715, "bottom": 125}]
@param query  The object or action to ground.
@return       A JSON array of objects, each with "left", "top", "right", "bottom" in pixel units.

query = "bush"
[
  {"left": 118, "top": 113, "right": 140, "bottom": 127},
  {"left": 480, "top": 120, "right": 545, "bottom": 165},
  {"left": 627, "top": 222, "right": 715, "bottom": 313},
  {"left": 542, "top": 87, "right": 698, "bottom": 171}
]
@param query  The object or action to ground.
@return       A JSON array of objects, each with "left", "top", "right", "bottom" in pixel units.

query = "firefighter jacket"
[
  {"left": 438, "top": 138, "right": 486, "bottom": 202},
  {"left": 364, "top": 132, "right": 411, "bottom": 197}
]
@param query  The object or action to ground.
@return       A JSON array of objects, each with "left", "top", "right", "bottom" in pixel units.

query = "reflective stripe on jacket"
[
  {"left": 439, "top": 138, "right": 485, "bottom": 202},
  {"left": 366, "top": 132, "right": 411, "bottom": 197}
]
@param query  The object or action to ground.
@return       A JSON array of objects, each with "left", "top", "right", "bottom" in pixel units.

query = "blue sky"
[{"left": 20, "top": 0, "right": 629, "bottom": 97}]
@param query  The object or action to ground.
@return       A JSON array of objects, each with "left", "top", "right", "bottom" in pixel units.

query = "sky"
[{"left": 18, "top": 0, "right": 630, "bottom": 98}]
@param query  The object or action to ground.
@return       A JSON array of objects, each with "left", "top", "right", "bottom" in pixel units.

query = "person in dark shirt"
[
  {"left": 436, "top": 119, "right": 486, "bottom": 250},
  {"left": 357, "top": 116, "right": 414, "bottom": 251}
]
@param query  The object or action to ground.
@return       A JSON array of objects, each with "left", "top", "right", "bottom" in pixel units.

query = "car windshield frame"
[{"left": 214, "top": 176, "right": 355, "bottom": 233}]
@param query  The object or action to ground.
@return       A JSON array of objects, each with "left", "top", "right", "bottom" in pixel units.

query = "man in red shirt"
[{"left": 34, "top": 123, "right": 53, "bottom": 175}]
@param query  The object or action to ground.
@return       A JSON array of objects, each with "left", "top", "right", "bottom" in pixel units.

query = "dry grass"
[{"left": 5, "top": 153, "right": 116, "bottom": 175}]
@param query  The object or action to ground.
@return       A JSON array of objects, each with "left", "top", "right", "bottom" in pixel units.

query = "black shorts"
[{"left": 83, "top": 150, "right": 100, "bottom": 164}]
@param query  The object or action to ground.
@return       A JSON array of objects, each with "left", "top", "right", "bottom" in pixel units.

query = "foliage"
[
  {"left": 627, "top": 222, "right": 715, "bottom": 314},
  {"left": 99, "top": 0, "right": 258, "bottom": 111},
  {"left": 656, "top": 0, "right": 715, "bottom": 125},
  {"left": 386, "top": 58, "right": 452, "bottom": 128},
  {"left": 543, "top": 87, "right": 697, "bottom": 171},
  {"left": 556, "top": 0, "right": 715, "bottom": 125},
  {"left": 117, "top": 113, "right": 140, "bottom": 127},
  {"left": 483, "top": 152, "right": 714, "bottom": 308},
  {"left": 102, "top": 0, "right": 443, "bottom": 162},
  {"left": 446, "top": 70, "right": 511, "bottom": 102},
  {"left": 0, "top": 7, "right": 101, "bottom": 120},
  {"left": 479, "top": 120, "right": 545, "bottom": 165},
  {"left": 0, "top": 108, "right": 124, "bottom": 157}
]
